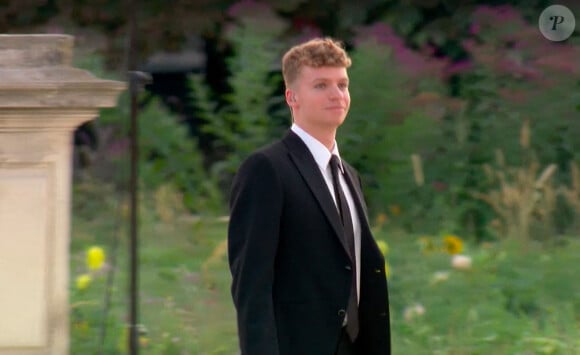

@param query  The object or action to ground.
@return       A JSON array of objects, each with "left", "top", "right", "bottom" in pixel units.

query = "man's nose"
[{"left": 328, "top": 85, "right": 343, "bottom": 99}]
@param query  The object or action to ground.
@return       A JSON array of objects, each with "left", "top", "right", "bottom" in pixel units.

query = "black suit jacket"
[{"left": 228, "top": 130, "right": 391, "bottom": 355}]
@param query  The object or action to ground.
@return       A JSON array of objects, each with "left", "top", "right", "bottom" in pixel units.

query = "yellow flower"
[
  {"left": 443, "top": 235, "right": 463, "bottom": 255},
  {"left": 376, "top": 240, "right": 389, "bottom": 256},
  {"left": 389, "top": 204, "right": 401, "bottom": 216},
  {"left": 86, "top": 246, "right": 106, "bottom": 271},
  {"left": 118, "top": 324, "right": 149, "bottom": 353},
  {"left": 139, "top": 336, "right": 150, "bottom": 348},
  {"left": 72, "top": 320, "right": 90, "bottom": 335},
  {"left": 375, "top": 213, "right": 388, "bottom": 225},
  {"left": 384, "top": 262, "right": 391, "bottom": 278},
  {"left": 76, "top": 274, "right": 92, "bottom": 290}
]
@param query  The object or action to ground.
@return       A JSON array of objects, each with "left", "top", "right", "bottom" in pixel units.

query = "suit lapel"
[
  {"left": 282, "top": 130, "right": 351, "bottom": 256},
  {"left": 343, "top": 164, "right": 381, "bottom": 264},
  {"left": 342, "top": 165, "right": 370, "bottom": 228}
]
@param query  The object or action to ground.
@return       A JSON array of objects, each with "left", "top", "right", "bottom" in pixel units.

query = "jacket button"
[
  {"left": 345, "top": 265, "right": 352, "bottom": 271},
  {"left": 338, "top": 309, "right": 346, "bottom": 317}
]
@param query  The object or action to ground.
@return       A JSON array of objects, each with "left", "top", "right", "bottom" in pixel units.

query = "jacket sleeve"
[{"left": 227, "top": 152, "right": 282, "bottom": 355}]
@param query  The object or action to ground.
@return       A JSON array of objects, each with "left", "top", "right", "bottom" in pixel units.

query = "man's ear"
[{"left": 285, "top": 89, "right": 297, "bottom": 106}]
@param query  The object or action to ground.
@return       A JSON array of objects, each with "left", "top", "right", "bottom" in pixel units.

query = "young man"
[{"left": 228, "top": 37, "right": 391, "bottom": 355}]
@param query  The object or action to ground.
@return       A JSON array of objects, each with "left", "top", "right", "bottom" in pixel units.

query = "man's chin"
[{"left": 332, "top": 116, "right": 347, "bottom": 126}]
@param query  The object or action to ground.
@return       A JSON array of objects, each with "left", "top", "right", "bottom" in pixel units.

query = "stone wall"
[{"left": 0, "top": 34, "right": 125, "bottom": 355}]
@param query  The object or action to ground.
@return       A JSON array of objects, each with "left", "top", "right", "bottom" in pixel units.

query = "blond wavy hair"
[{"left": 282, "top": 37, "right": 352, "bottom": 87}]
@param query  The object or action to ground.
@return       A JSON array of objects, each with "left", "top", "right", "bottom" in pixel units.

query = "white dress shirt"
[{"left": 291, "top": 123, "right": 361, "bottom": 303}]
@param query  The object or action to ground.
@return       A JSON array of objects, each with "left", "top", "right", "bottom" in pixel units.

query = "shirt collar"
[{"left": 291, "top": 123, "right": 344, "bottom": 173}]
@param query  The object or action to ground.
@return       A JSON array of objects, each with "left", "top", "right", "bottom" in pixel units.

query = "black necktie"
[{"left": 329, "top": 155, "right": 359, "bottom": 341}]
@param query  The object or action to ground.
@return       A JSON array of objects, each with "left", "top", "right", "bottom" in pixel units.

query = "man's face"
[{"left": 287, "top": 66, "right": 350, "bottom": 130}]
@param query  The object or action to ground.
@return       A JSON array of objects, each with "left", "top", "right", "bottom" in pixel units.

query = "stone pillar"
[{"left": 0, "top": 34, "right": 125, "bottom": 355}]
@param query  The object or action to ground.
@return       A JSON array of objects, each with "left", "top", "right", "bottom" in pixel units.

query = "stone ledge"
[
  {"left": 0, "top": 109, "right": 98, "bottom": 132},
  {"left": 0, "top": 86, "right": 126, "bottom": 108},
  {"left": 0, "top": 34, "right": 126, "bottom": 110}
]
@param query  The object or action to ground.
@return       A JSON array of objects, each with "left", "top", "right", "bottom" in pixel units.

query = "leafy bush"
[
  {"left": 356, "top": 5, "right": 580, "bottom": 239},
  {"left": 72, "top": 52, "right": 223, "bottom": 215},
  {"left": 188, "top": 2, "right": 289, "bottom": 192},
  {"left": 74, "top": 4, "right": 580, "bottom": 237},
  {"left": 437, "top": 5, "right": 580, "bottom": 239},
  {"left": 341, "top": 23, "right": 460, "bottom": 233},
  {"left": 137, "top": 98, "right": 223, "bottom": 214}
]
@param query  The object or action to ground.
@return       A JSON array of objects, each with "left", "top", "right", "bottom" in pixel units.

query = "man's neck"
[{"left": 294, "top": 122, "right": 336, "bottom": 151}]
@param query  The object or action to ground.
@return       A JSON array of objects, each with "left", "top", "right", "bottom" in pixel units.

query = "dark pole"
[{"left": 127, "top": 0, "right": 140, "bottom": 353}]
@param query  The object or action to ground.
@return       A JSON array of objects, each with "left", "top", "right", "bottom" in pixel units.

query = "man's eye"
[
  {"left": 339, "top": 83, "right": 348, "bottom": 89},
  {"left": 315, "top": 83, "right": 326, "bottom": 89}
]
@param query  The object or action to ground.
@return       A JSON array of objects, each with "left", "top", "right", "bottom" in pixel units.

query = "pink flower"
[
  {"left": 534, "top": 53, "right": 580, "bottom": 75},
  {"left": 354, "top": 22, "right": 448, "bottom": 79},
  {"left": 445, "top": 60, "right": 473, "bottom": 77},
  {"left": 472, "top": 4, "right": 522, "bottom": 24},
  {"left": 353, "top": 22, "right": 399, "bottom": 47},
  {"left": 461, "top": 38, "right": 477, "bottom": 52}
]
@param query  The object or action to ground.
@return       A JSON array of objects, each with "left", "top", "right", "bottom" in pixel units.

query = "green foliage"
[
  {"left": 70, "top": 245, "right": 124, "bottom": 354},
  {"left": 375, "top": 1, "right": 567, "bottom": 52},
  {"left": 189, "top": 8, "right": 288, "bottom": 188},
  {"left": 71, "top": 208, "right": 580, "bottom": 354},
  {"left": 69, "top": 3, "right": 580, "bottom": 236},
  {"left": 347, "top": 5, "right": 580, "bottom": 240},
  {"left": 341, "top": 37, "right": 448, "bottom": 230},
  {"left": 71, "top": 51, "right": 224, "bottom": 215},
  {"left": 388, "top": 232, "right": 580, "bottom": 354},
  {"left": 71, "top": 195, "right": 238, "bottom": 354},
  {"left": 137, "top": 98, "right": 223, "bottom": 214},
  {"left": 436, "top": 6, "right": 580, "bottom": 239},
  {"left": 63, "top": 4, "right": 580, "bottom": 352}
]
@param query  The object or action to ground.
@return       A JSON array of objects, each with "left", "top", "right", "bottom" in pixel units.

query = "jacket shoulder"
[{"left": 240, "top": 139, "right": 287, "bottom": 167}]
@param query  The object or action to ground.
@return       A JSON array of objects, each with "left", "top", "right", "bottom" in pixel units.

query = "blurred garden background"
[{"left": 5, "top": 0, "right": 580, "bottom": 353}]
